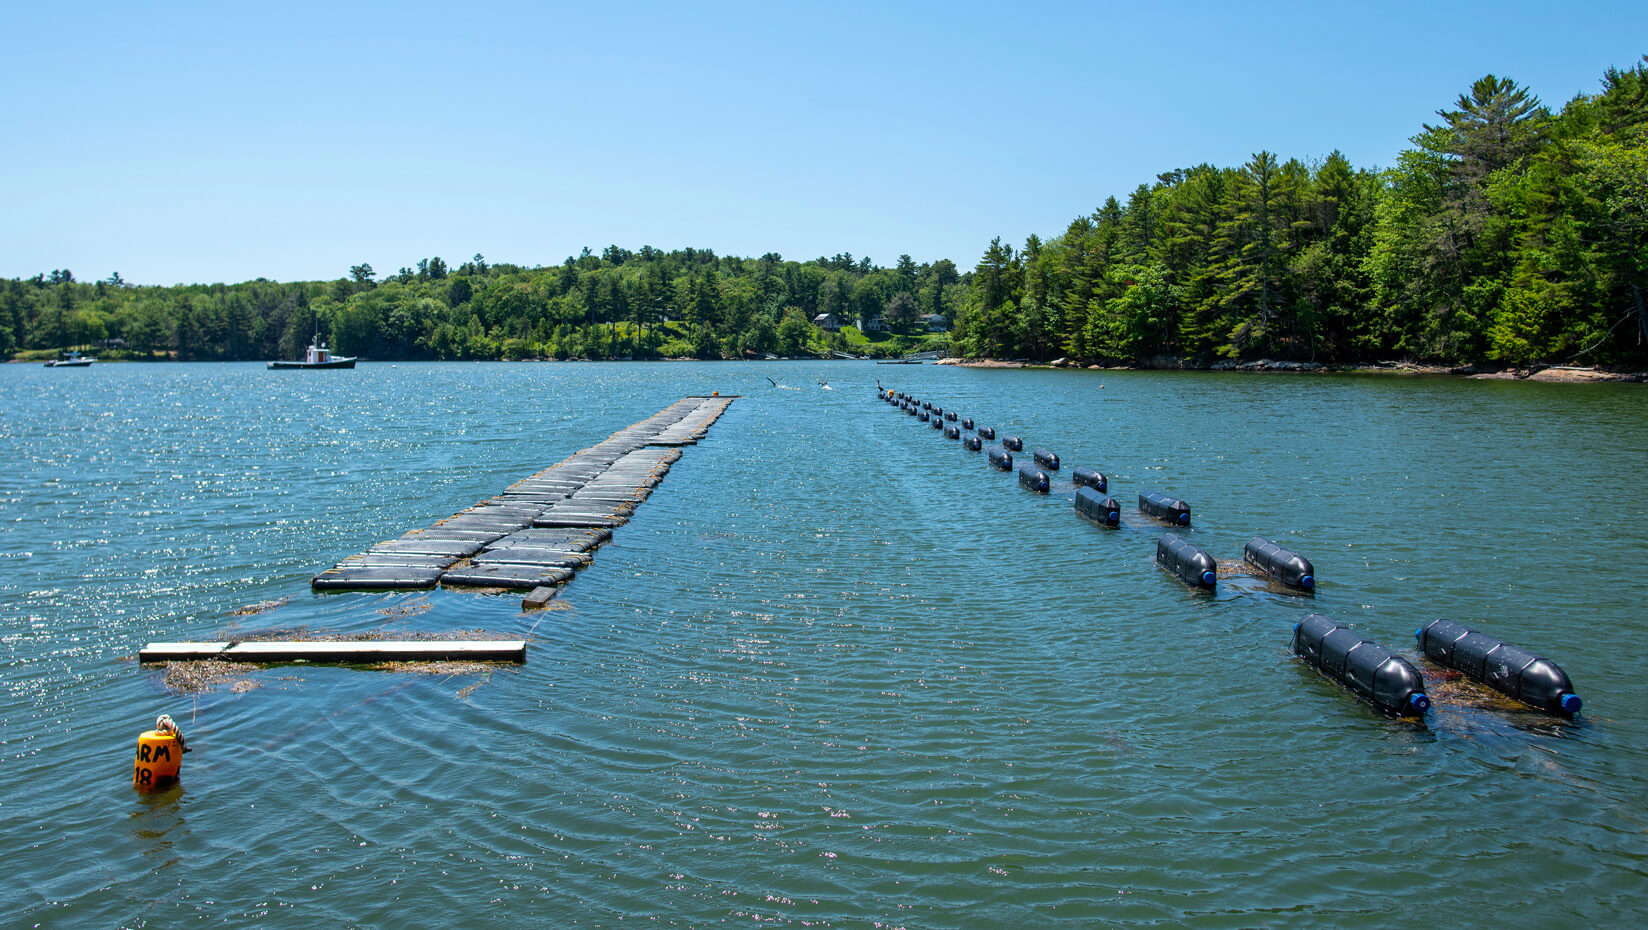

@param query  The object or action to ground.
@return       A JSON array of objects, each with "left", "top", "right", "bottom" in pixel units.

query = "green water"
[{"left": 2, "top": 361, "right": 1645, "bottom": 927}]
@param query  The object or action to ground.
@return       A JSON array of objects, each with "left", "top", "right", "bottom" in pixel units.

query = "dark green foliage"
[
  {"left": 2, "top": 247, "right": 954, "bottom": 362},
  {"left": 951, "top": 57, "right": 1647, "bottom": 369}
]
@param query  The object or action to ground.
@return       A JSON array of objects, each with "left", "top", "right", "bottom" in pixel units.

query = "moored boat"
[
  {"left": 268, "top": 337, "right": 356, "bottom": 369},
  {"left": 45, "top": 350, "right": 96, "bottom": 367}
]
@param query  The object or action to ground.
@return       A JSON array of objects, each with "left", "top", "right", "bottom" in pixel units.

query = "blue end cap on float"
[
  {"left": 1299, "top": 575, "right": 1314, "bottom": 590},
  {"left": 1415, "top": 628, "right": 1424, "bottom": 641},
  {"left": 1178, "top": 513, "right": 1190, "bottom": 525},
  {"left": 1561, "top": 693, "right": 1582, "bottom": 714},
  {"left": 1200, "top": 570, "right": 1216, "bottom": 586},
  {"left": 1409, "top": 693, "right": 1431, "bottom": 714}
]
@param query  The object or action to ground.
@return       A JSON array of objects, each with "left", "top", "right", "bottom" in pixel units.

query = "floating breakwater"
[{"left": 872, "top": 382, "right": 1589, "bottom": 723}]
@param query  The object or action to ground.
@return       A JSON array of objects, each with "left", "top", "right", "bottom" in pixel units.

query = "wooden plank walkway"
[
  {"left": 311, "top": 395, "right": 736, "bottom": 602},
  {"left": 139, "top": 640, "right": 527, "bottom": 663}
]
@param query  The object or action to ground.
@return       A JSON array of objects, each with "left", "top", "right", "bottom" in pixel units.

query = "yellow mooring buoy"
[{"left": 133, "top": 714, "right": 188, "bottom": 792}]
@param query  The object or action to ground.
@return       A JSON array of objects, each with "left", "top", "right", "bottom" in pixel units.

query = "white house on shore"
[
  {"left": 923, "top": 313, "right": 949, "bottom": 333},
  {"left": 813, "top": 313, "right": 841, "bottom": 332},
  {"left": 857, "top": 313, "right": 887, "bottom": 332}
]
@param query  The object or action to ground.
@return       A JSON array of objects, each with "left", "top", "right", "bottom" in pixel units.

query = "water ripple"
[{"left": 1, "top": 363, "right": 1645, "bottom": 926}]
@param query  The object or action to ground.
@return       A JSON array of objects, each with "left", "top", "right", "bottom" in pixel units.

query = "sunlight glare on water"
[{"left": 1, "top": 361, "right": 1645, "bottom": 927}]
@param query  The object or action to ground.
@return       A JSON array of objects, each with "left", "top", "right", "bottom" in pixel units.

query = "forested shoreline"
[{"left": 5, "top": 58, "right": 1644, "bottom": 369}]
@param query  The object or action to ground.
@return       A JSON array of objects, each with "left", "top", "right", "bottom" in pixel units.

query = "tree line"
[
  {"left": 951, "top": 57, "right": 1648, "bottom": 369},
  {"left": 3, "top": 56, "right": 1642, "bottom": 369},
  {"left": 0, "top": 247, "right": 962, "bottom": 362}
]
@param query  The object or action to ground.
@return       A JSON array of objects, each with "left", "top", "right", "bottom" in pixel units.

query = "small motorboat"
[
  {"left": 268, "top": 337, "right": 357, "bottom": 369},
  {"left": 45, "top": 351, "right": 96, "bottom": 367}
]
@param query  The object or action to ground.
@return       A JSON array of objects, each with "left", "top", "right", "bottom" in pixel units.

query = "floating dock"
[
  {"left": 139, "top": 640, "right": 528, "bottom": 664},
  {"left": 310, "top": 395, "right": 735, "bottom": 600}
]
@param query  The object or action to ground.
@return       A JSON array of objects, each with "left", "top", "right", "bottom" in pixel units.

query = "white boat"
[
  {"left": 45, "top": 351, "right": 96, "bottom": 367},
  {"left": 268, "top": 337, "right": 357, "bottom": 369}
]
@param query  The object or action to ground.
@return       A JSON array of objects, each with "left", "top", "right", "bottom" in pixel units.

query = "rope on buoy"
[{"left": 155, "top": 713, "right": 190, "bottom": 753}]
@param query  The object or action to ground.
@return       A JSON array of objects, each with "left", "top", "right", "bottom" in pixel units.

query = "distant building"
[
  {"left": 857, "top": 313, "right": 887, "bottom": 332},
  {"left": 813, "top": 313, "right": 841, "bottom": 332},
  {"left": 923, "top": 313, "right": 949, "bottom": 333}
]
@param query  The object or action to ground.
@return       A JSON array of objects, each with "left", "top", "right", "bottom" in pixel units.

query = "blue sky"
[{"left": 3, "top": 1, "right": 1643, "bottom": 285}]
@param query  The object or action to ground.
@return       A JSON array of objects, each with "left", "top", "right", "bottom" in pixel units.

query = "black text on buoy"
[{"left": 133, "top": 714, "right": 189, "bottom": 792}]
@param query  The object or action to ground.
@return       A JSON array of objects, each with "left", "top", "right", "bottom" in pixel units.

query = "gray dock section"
[
  {"left": 139, "top": 640, "right": 528, "bottom": 664},
  {"left": 312, "top": 396, "right": 735, "bottom": 598}
]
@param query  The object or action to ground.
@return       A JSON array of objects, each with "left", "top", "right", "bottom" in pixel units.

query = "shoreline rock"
[{"left": 1472, "top": 365, "right": 1646, "bottom": 383}]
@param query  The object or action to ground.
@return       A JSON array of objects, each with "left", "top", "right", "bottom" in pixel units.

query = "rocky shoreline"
[{"left": 936, "top": 356, "right": 1646, "bottom": 383}]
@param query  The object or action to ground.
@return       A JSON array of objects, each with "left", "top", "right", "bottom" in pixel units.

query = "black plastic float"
[
  {"left": 961, "top": 418, "right": 974, "bottom": 430},
  {"left": 1071, "top": 467, "right": 1107, "bottom": 493},
  {"left": 977, "top": 426, "right": 996, "bottom": 440},
  {"left": 945, "top": 411, "right": 957, "bottom": 422},
  {"left": 963, "top": 435, "right": 982, "bottom": 451},
  {"left": 1415, "top": 619, "right": 1581, "bottom": 715},
  {"left": 1293, "top": 614, "right": 1431, "bottom": 717},
  {"left": 1017, "top": 466, "right": 1050, "bottom": 493},
  {"left": 930, "top": 416, "right": 944, "bottom": 429},
  {"left": 1139, "top": 490, "right": 1192, "bottom": 526},
  {"left": 988, "top": 449, "right": 1013, "bottom": 471},
  {"left": 945, "top": 425, "right": 960, "bottom": 439},
  {"left": 1003, "top": 435, "right": 1024, "bottom": 452},
  {"left": 1032, "top": 448, "right": 1060, "bottom": 470},
  {"left": 1156, "top": 534, "right": 1216, "bottom": 589},
  {"left": 1074, "top": 487, "right": 1120, "bottom": 526},
  {"left": 1243, "top": 537, "right": 1315, "bottom": 591},
  {"left": 919, "top": 410, "right": 930, "bottom": 421}
]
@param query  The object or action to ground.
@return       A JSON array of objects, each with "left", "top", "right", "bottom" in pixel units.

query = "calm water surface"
[{"left": 2, "top": 361, "right": 1645, "bottom": 927}]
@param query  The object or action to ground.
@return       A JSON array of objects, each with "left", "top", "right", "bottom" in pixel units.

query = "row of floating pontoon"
[
  {"left": 311, "top": 396, "right": 734, "bottom": 601},
  {"left": 880, "top": 388, "right": 1581, "bottom": 720}
]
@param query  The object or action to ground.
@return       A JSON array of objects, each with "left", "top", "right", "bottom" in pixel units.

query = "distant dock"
[
  {"left": 139, "top": 640, "right": 527, "bottom": 664},
  {"left": 311, "top": 395, "right": 736, "bottom": 602}
]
